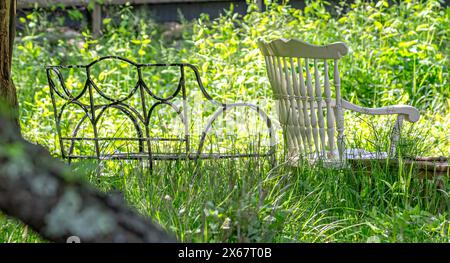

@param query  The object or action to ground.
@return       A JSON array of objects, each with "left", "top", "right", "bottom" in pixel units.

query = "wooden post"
[
  {"left": 256, "top": 0, "right": 264, "bottom": 12},
  {"left": 0, "top": 0, "right": 20, "bottom": 130},
  {"left": 92, "top": 1, "right": 102, "bottom": 37}
]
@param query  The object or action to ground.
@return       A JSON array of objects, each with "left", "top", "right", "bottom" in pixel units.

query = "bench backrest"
[
  {"left": 46, "top": 56, "right": 197, "bottom": 162},
  {"left": 46, "top": 56, "right": 276, "bottom": 167}
]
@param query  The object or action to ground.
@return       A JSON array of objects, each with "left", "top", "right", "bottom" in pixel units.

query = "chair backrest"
[{"left": 257, "top": 38, "right": 348, "bottom": 160}]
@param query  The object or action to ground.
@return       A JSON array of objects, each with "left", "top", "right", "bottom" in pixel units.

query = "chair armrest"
[{"left": 341, "top": 100, "right": 420, "bottom": 123}]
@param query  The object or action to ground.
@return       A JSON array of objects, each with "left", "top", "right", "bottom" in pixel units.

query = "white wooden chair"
[{"left": 257, "top": 38, "right": 420, "bottom": 166}]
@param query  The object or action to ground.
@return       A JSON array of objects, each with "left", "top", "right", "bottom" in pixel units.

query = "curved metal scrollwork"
[{"left": 46, "top": 56, "right": 276, "bottom": 170}]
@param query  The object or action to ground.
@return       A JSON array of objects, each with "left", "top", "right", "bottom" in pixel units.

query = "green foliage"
[{"left": 191, "top": 0, "right": 449, "bottom": 110}]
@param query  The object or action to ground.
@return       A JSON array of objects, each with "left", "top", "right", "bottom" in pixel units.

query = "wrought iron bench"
[{"left": 46, "top": 56, "right": 276, "bottom": 170}]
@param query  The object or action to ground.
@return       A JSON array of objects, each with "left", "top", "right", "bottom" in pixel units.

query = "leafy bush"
[{"left": 190, "top": 0, "right": 449, "bottom": 110}]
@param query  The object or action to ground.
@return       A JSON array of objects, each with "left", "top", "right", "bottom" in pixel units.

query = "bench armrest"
[{"left": 196, "top": 102, "right": 277, "bottom": 157}]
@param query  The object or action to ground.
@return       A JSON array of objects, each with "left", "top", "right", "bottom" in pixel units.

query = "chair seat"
[
  {"left": 338, "top": 148, "right": 388, "bottom": 160},
  {"left": 286, "top": 148, "right": 388, "bottom": 167}
]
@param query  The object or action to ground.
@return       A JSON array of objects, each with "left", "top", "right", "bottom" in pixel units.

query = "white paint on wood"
[
  {"left": 258, "top": 38, "right": 420, "bottom": 165},
  {"left": 333, "top": 59, "right": 345, "bottom": 161},
  {"left": 297, "top": 58, "right": 313, "bottom": 154},
  {"left": 258, "top": 38, "right": 348, "bottom": 59},
  {"left": 289, "top": 57, "right": 307, "bottom": 153},
  {"left": 323, "top": 60, "right": 335, "bottom": 158},
  {"left": 305, "top": 58, "right": 319, "bottom": 157},
  {"left": 314, "top": 59, "right": 326, "bottom": 157}
]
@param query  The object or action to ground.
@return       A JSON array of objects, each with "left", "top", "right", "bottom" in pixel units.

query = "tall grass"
[{"left": 1, "top": 131, "right": 449, "bottom": 243}]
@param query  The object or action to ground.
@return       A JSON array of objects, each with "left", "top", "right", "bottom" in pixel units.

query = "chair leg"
[
  {"left": 267, "top": 144, "right": 277, "bottom": 171},
  {"left": 390, "top": 115, "right": 404, "bottom": 156},
  {"left": 334, "top": 107, "right": 346, "bottom": 162},
  {"left": 337, "top": 135, "right": 346, "bottom": 162}
]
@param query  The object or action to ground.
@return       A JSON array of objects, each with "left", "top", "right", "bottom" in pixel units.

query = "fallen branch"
[{"left": 349, "top": 156, "right": 449, "bottom": 179}]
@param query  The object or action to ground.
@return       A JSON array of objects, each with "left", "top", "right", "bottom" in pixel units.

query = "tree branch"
[{"left": 0, "top": 114, "right": 176, "bottom": 243}]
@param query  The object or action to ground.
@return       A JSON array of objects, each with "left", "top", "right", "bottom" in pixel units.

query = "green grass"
[
  {"left": 2, "top": 143, "right": 449, "bottom": 243},
  {"left": 1, "top": 0, "right": 449, "bottom": 242}
]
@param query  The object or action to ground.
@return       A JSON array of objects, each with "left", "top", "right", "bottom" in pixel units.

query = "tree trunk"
[
  {"left": 0, "top": 0, "right": 19, "bottom": 130},
  {"left": 0, "top": 0, "right": 175, "bottom": 243}
]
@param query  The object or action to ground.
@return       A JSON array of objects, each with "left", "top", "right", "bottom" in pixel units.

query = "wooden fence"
[
  {"left": 17, "top": 0, "right": 261, "bottom": 36},
  {"left": 17, "top": 0, "right": 258, "bottom": 8}
]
